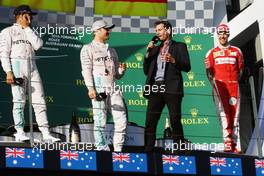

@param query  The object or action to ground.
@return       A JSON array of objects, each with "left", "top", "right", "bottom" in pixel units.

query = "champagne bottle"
[
  {"left": 163, "top": 117, "right": 172, "bottom": 139},
  {"left": 69, "top": 112, "right": 81, "bottom": 143}
]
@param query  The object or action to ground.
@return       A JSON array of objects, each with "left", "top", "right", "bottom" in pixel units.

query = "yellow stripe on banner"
[
  {"left": 0, "top": 0, "right": 76, "bottom": 13},
  {"left": 94, "top": 0, "right": 167, "bottom": 17}
]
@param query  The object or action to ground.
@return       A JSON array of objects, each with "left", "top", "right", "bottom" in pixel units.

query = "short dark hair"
[
  {"left": 13, "top": 4, "right": 37, "bottom": 16},
  {"left": 154, "top": 20, "right": 173, "bottom": 38}
]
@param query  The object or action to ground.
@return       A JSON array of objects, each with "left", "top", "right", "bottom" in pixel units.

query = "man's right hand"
[
  {"left": 88, "top": 88, "right": 97, "bottom": 99},
  {"left": 206, "top": 69, "right": 214, "bottom": 81},
  {"left": 6, "top": 71, "right": 15, "bottom": 85},
  {"left": 146, "top": 41, "right": 155, "bottom": 51}
]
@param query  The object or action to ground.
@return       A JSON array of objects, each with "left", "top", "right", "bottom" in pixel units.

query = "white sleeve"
[
  {"left": 80, "top": 45, "right": 94, "bottom": 91},
  {"left": 24, "top": 27, "right": 43, "bottom": 51},
  {"left": 0, "top": 28, "right": 12, "bottom": 73}
]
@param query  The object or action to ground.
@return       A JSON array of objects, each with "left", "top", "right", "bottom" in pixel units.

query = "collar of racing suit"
[
  {"left": 218, "top": 44, "right": 230, "bottom": 50},
  {"left": 13, "top": 23, "right": 24, "bottom": 29},
  {"left": 92, "top": 40, "right": 109, "bottom": 50}
]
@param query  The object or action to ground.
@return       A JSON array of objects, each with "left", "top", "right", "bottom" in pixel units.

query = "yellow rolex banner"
[
  {"left": 0, "top": 0, "right": 76, "bottom": 13},
  {"left": 94, "top": 0, "right": 167, "bottom": 17}
]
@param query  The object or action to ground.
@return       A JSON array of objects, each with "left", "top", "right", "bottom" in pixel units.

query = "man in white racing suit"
[
  {"left": 0, "top": 5, "right": 60, "bottom": 142},
  {"left": 80, "top": 20, "right": 127, "bottom": 152}
]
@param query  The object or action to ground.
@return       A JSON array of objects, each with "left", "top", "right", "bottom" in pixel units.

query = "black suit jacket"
[{"left": 143, "top": 40, "right": 191, "bottom": 98}]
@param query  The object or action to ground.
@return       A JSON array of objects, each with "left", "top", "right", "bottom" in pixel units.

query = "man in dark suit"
[{"left": 143, "top": 20, "right": 191, "bottom": 152}]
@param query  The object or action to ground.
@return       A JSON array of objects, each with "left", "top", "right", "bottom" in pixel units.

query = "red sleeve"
[{"left": 236, "top": 48, "right": 244, "bottom": 71}]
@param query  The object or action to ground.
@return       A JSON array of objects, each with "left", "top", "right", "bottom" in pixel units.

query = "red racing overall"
[{"left": 205, "top": 45, "right": 244, "bottom": 152}]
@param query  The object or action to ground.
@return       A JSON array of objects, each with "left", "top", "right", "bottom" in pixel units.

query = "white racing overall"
[
  {"left": 80, "top": 40, "right": 127, "bottom": 152},
  {"left": 0, "top": 23, "right": 50, "bottom": 135}
]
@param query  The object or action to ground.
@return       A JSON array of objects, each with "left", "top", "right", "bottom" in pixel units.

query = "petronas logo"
[
  {"left": 138, "top": 91, "right": 144, "bottom": 99},
  {"left": 184, "top": 36, "right": 192, "bottom": 45},
  {"left": 190, "top": 108, "right": 198, "bottom": 117},
  {"left": 135, "top": 53, "right": 144, "bottom": 62},
  {"left": 187, "top": 71, "right": 195, "bottom": 80}
]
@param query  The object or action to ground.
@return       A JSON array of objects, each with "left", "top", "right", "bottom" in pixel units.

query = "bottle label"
[{"left": 71, "top": 131, "right": 80, "bottom": 143}]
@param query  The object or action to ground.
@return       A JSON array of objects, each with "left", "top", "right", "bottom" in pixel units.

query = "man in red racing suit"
[{"left": 205, "top": 24, "right": 244, "bottom": 153}]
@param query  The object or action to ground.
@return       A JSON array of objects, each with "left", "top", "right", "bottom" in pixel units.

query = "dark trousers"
[{"left": 144, "top": 92, "right": 183, "bottom": 152}]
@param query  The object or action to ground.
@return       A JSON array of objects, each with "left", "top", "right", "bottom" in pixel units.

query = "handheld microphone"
[
  {"left": 14, "top": 77, "right": 24, "bottom": 86},
  {"left": 147, "top": 36, "right": 159, "bottom": 54},
  {"left": 0, "top": 77, "right": 24, "bottom": 86},
  {"left": 24, "top": 15, "right": 31, "bottom": 26},
  {"left": 96, "top": 92, "right": 107, "bottom": 101},
  {"left": 151, "top": 36, "right": 159, "bottom": 44}
]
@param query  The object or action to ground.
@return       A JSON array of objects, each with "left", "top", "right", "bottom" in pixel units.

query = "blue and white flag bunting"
[
  {"left": 5, "top": 147, "right": 44, "bottom": 169},
  {"left": 255, "top": 159, "right": 264, "bottom": 176},
  {"left": 112, "top": 152, "right": 148, "bottom": 172},
  {"left": 210, "top": 157, "right": 242, "bottom": 175},
  {"left": 162, "top": 154, "right": 196, "bottom": 174},
  {"left": 60, "top": 150, "right": 97, "bottom": 171}
]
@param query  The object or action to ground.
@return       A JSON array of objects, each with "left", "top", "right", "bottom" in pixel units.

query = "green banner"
[{"left": 0, "top": 23, "right": 221, "bottom": 144}]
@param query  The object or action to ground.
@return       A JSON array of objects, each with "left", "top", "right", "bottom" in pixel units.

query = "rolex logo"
[
  {"left": 138, "top": 91, "right": 144, "bottom": 99},
  {"left": 187, "top": 71, "right": 195, "bottom": 80},
  {"left": 190, "top": 108, "right": 198, "bottom": 117},
  {"left": 184, "top": 36, "right": 192, "bottom": 45},
  {"left": 135, "top": 53, "right": 144, "bottom": 62}
]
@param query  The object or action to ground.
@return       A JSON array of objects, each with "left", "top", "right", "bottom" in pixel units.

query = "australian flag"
[
  {"left": 5, "top": 147, "right": 43, "bottom": 168},
  {"left": 112, "top": 152, "right": 148, "bottom": 172},
  {"left": 60, "top": 150, "right": 97, "bottom": 171},
  {"left": 162, "top": 155, "right": 196, "bottom": 174},
  {"left": 210, "top": 157, "right": 242, "bottom": 175},
  {"left": 255, "top": 159, "right": 264, "bottom": 176}
]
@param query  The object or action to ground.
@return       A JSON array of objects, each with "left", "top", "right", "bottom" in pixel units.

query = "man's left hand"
[
  {"left": 161, "top": 53, "right": 175, "bottom": 63},
  {"left": 119, "top": 63, "right": 126, "bottom": 72},
  {"left": 19, "top": 14, "right": 32, "bottom": 29}
]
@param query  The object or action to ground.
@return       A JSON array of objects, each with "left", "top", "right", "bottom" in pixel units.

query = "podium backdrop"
[{"left": 0, "top": 23, "right": 221, "bottom": 144}]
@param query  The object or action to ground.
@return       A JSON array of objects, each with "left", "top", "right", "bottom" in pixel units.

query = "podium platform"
[{"left": 0, "top": 143, "right": 262, "bottom": 176}]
